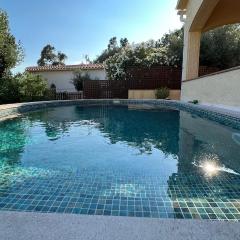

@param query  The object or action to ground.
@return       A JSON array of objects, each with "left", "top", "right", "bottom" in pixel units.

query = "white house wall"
[{"left": 34, "top": 70, "right": 107, "bottom": 92}]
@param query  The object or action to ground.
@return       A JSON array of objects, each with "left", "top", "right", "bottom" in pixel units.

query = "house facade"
[
  {"left": 26, "top": 64, "right": 107, "bottom": 92},
  {"left": 177, "top": 0, "right": 240, "bottom": 107}
]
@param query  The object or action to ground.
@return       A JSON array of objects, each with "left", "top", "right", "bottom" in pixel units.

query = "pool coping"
[
  {"left": 0, "top": 99, "right": 240, "bottom": 129},
  {"left": 0, "top": 211, "right": 239, "bottom": 240}
]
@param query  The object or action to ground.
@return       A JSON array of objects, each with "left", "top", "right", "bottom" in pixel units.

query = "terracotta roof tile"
[{"left": 26, "top": 64, "right": 104, "bottom": 72}]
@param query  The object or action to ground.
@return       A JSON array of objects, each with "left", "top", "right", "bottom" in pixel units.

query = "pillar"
[{"left": 182, "top": 30, "right": 201, "bottom": 81}]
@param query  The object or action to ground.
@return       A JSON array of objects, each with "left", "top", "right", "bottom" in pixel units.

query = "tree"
[
  {"left": 160, "top": 28, "right": 184, "bottom": 68},
  {"left": 52, "top": 52, "right": 68, "bottom": 66},
  {"left": 103, "top": 24, "right": 240, "bottom": 80},
  {"left": 105, "top": 42, "right": 178, "bottom": 80},
  {"left": 0, "top": 10, "right": 24, "bottom": 78},
  {"left": 108, "top": 37, "right": 118, "bottom": 50},
  {"left": 200, "top": 24, "right": 240, "bottom": 69},
  {"left": 17, "top": 72, "right": 48, "bottom": 101},
  {"left": 95, "top": 37, "right": 129, "bottom": 63},
  {"left": 160, "top": 25, "right": 240, "bottom": 69},
  {"left": 37, "top": 45, "right": 67, "bottom": 66},
  {"left": 120, "top": 38, "right": 129, "bottom": 48},
  {"left": 37, "top": 44, "right": 56, "bottom": 66},
  {"left": 83, "top": 54, "right": 92, "bottom": 64}
]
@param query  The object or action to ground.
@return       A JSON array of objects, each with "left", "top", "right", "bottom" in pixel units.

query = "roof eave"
[
  {"left": 176, "top": 0, "right": 189, "bottom": 10},
  {"left": 25, "top": 64, "right": 105, "bottom": 73}
]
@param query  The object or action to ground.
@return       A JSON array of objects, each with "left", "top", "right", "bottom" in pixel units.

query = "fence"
[
  {"left": 83, "top": 66, "right": 182, "bottom": 99},
  {"left": 83, "top": 80, "right": 128, "bottom": 99},
  {"left": 50, "top": 91, "right": 83, "bottom": 100},
  {"left": 127, "top": 66, "right": 182, "bottom": 90},
  {"left": 82, "top": 66, "right": 219, "bottom": 99}
]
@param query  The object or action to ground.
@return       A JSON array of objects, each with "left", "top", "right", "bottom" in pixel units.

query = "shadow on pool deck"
[{"left": 0, "top": 211, "right": 239, "bottom": 240}]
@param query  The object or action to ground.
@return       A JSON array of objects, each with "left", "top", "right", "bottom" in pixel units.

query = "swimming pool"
[{"left": 0, "top": 103, "right": 240, "bottom": 221}]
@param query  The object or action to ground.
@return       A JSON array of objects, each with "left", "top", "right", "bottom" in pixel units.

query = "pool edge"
[
  {"left": 0, "top": 211, "right": 239, "bottom": 240},
  {"left": 0, "top": 100, "right": 239, "bottom": 129}
]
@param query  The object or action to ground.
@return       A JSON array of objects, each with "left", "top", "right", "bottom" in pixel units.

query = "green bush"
[
  {"left": 189, "top": 100, "right": 199, "bottom": 105},
  {"left": 0, "top": 72, "right": 50, "bottom": 104},
  {"left": 17, "top": 72, "right": 48, "bottom": 102},
  {"left": 71, "top": 71, "right": 92, "bottom": 91},
  {"left": 155, "top": 87, "right": 170, "bottom": 99},
  {"left": 0, "top": 74, "right": 20, "bottom": 104}
]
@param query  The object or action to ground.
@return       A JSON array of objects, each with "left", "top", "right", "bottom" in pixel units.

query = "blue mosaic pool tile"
[
  {"left": 1, "top": 101, "right": 240, "bottom": 221},
  {"left": 0, "top": 169, "right": 239, "bottom": 221}
]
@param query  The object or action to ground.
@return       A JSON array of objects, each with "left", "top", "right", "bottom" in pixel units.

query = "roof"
[
  {"left": 176, "top": 0, "right": 189, "bottom": 10},
  {"left": 26, "top": 64, "right": 105, "bottom": 72}
]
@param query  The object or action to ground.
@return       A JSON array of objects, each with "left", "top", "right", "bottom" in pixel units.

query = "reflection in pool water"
[
  {"left": 193, "top": 155, "right": 240, "bottom": 178},
  {"left": 0, "top": 105, "right": 240, "bottom": 221},
  {"left": 232, "top": 133, "right": 240, "bottom": 145}
]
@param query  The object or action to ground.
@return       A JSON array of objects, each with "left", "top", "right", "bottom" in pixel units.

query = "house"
[
  {"left": 26, "top": 64, "right": 107, "bottom": 92},
  {"left": 176, "top": 0, "right": 240, "bottom": 107}
]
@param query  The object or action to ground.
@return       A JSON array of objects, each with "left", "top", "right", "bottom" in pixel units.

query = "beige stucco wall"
[
  {"left": 181, "top": 68, "right": 240, "bottom": 107},
  {"left": 169, "top": 90, "right": 181, "bottom": 100},
  {"left": 128, "top": 90, "right": 181, "bottom": 100},
  {"left": 179, "top": 0, "right": 240, "bottom": 105},
  {"left": 181, "top": 0, "right": 220, "bottom": 81},
  {"left": 33, "top": 70, "right": 107, "bottom": 92}
]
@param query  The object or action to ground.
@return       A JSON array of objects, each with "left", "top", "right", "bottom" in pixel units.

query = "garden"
[{"left": 1, "top": 8, "right": 240, "bottom": 104}]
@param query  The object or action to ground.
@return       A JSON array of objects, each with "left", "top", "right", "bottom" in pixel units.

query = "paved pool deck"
[{"left": 0, "top": 211, "right": 240, "bottom": 240}]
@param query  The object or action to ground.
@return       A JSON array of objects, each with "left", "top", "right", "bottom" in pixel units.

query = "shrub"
[
  {"left": 155, "top": 87, "right": 170, "bottom": 99},
  {"left": 104, "top": 44, "right": 178, "bottom": 81},
  {"left": 17, "top": 72, "right": 48, "bottom": 102},
  {"left": 50, "top": 83, "right": 56, "bottom": 91},
  {"left": 71, "top": 71, "right": 92, "bottom": 91},
  {"left": 0, "top": 72, "right": 50, "bottom": 104},
  {"left": 189, "top": 100, "right": 199, "bottom": 104},
  {"left": 0, "top": 74, "right": 20, "bottom": 104}
]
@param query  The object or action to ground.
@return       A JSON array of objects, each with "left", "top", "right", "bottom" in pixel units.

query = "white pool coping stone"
[{"left": 0, "top": 211, "right": 239, "bottom": 240}]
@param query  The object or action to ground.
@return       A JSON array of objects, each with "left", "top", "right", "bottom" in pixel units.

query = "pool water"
[{"left": 0, "top": 105, "right": 240, "bottom": 221}]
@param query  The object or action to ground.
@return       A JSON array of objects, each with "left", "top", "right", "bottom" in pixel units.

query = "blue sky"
[{"left": 1, "top": 0, "right": 182, "bottom": 72}]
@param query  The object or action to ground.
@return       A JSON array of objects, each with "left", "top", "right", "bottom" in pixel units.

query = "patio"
[{"left": 1, "top": 211, "right": 240, "bottom": 240}]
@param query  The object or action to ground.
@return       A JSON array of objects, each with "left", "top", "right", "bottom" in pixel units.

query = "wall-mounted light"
[{"left": 178, "top": 10, "right": 187, "bottom": 23}]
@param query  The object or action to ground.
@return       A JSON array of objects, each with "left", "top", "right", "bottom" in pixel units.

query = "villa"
[
  {"left": 26, "top": 64, "right": 107, "bottom": 92},
  {"left": 0, "top": 0, "right": 240, "bottom": 240}
]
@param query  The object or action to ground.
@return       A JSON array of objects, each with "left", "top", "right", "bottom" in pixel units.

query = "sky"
[{"left": 1, "top": 0, "right": 183, "bottom": 72}]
